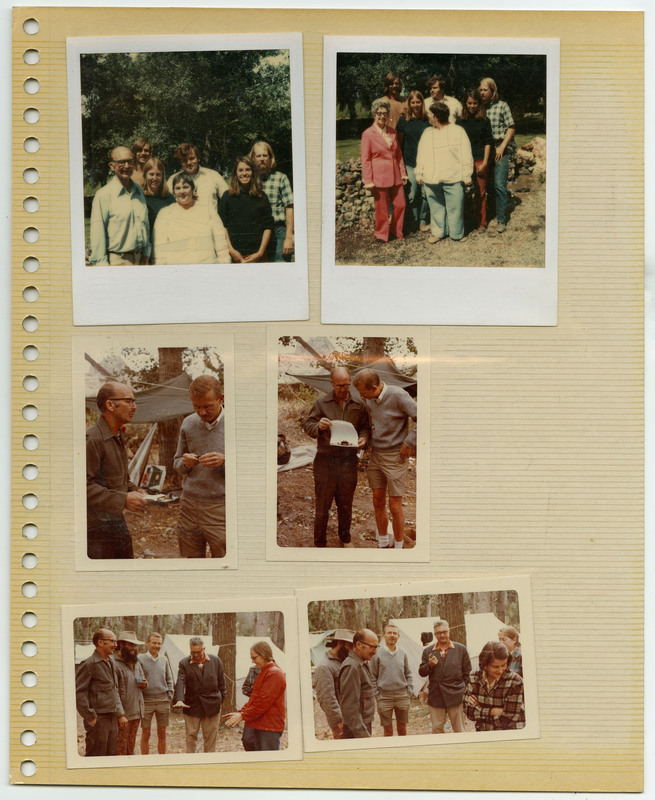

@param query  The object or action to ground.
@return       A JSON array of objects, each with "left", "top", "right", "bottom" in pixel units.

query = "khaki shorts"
[
  {"left": 142, "top": 696, "right": 170, "bottom": 727},
  {"left": 366, "top": 449, "right": 409, "bottom": 497}
]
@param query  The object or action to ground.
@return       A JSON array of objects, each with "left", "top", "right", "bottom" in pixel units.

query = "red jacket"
[
  {"left": 240, "top": 661, "right": 286, "bottom": 732},
  {"left": 360, "top": 124, "right": 407, "bottom": 189}
]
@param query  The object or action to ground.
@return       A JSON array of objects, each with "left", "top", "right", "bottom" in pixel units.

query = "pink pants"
[
  {"left": 373, "top": 184, "right": 406, "bottom": 242},
  {"left": 474, "top": 160, "right": 488, "bottom": 228}
]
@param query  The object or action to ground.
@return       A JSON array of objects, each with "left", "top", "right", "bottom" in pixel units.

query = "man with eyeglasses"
[
  {"left": 86, "top": 381, "right": 148, "bottom": 559},
  {"left": 337, "top": 628, "right": 379, "bottom": 738},
  {"left": 303, "top": 367, "right": 370, "bottom": 548},
  {"left": 89, "top": 145, "right": 151, "bottom": 265},
  {"left": 75, "top": 628, "right": 127, "bottom": 757}
]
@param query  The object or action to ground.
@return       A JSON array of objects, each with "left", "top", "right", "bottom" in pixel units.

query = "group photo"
[
  {"left": 68, "top": 609, "right": 291, "bottom": 761},
  {"left": 301, "top": 586, "right": 531, "bottom": 749},
  {"left": 275, "top": 333, "right": 427, "bottom": 552},
  {"left": 78, "top": 47, "right": 295, "bottom": 267},
  {"left": 76, "top": 339, "right": 235, "bottom": 566},
  {"left": 331, "top": 48, "right": 549, "bottom": 268}
]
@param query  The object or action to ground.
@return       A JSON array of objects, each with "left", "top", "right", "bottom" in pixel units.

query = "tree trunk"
[
  {"left": 435, "top": 593, "right": 466, "bottom": 647},
  {"left": 270, "top": 611, "right": 285, "bottom": 651},
  {"left": 158, "top": 347, "right": 185, "bottom": 473},
  {"left": 340, "top": 599, "right": 357, "bottom": 631},
  {"left": 475, "top": 592, "right": 492, "bottom": 614},
  {"left": 183, "top": 614, "right": 194, "bottom": 635},
  {"left": 368, "top": 598, "right": 381, "bottom": 635},
  {"left": 494, "top": 591, "right": 508, "bottom": 622},
  {"left": 254, "top": 612, "right": 271, "bottom": 637},
  {"left": 215, "top": 613, "right": 237, "bottom": 716},
  {"left": 361, "top": 337, "right": 386, "bottom": 365}
]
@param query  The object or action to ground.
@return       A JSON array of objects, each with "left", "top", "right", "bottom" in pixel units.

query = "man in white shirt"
[
  {"left": 424, "top": 74, "right": 463, "bottom": 123},
  {"left": 167, "top": 142, "right": 228, "bottom": 218}
]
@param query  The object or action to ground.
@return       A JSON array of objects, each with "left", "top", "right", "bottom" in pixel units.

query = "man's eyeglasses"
[
  {"left": 99, "top": 638, "right": 117, "bottom": 643},
  {"left": 361, "top": 642, "right": 379, "bottom": 650},
  {"left": 113, "top": 158, "right": 135, "bottom": 166},
  {"left": 110, "top": 397, "right": 137, "bottom": 405}
]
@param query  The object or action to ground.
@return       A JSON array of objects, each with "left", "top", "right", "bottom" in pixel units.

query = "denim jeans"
[
  {"left": 242, "top": 726, "right": 282, "bottom": 751},
  {"left": 423, "top": 182, "right": 465, "bottom": 240},
  {"left": 267, "top": 223, "right": 293, "bottom": 262},
  {"left": 405, "top": 165, "right": 429, "bottom": 226},
  {"left": 492, "top": 152, "right": 510, "bottom": 224}
]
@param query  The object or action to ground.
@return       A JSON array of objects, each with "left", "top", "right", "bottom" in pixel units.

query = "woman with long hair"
[
  {"left": 395, "top": 90, "right": 430, "bottom": 232},
  {"left": 142, "top": 157, "right": 174, "bottom": 263},
  {"left": 456, "top": 89, "right": 494, "bottom": 229},
  {"left": 498, "top": 625, "right": 522, "bottom": 677},
  {"left": 223, "top": 641, "right": 286, "bottom": 751},
  {"left": 464, "top": 641, "right": 525, "bottom": 731},
  {"left": 218, "top": 156, "right": 274, "bottom": 262},
  {"left": 130, "top": 137, "right": 152, "bottom": 189}
]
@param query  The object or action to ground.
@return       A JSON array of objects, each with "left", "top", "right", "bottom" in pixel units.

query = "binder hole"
[
  {"left": 22, "top": 434, "right": 38, "bottom": 451},
  {"left": 22, "top": 375, "right": 39, "bottom": 391},
  {"left": 23, "top": 108, "right": 40, "bottom": 124},
  {"left": 23, "top": 168, "right": 39, "bottom": 184},
  {"left": 23, "top": 345, "right": 39, "bottom": 362},
  {"left": 22, "top": 464, "right": 38, "bottom": 480},
  {"left": 22, "top": 582, "right": 37, "bottom": 598},
  {"left": 21, "top": 554, "right": 37, "bottom": 570},
  {"left": 23, "top": 49, "right": 39, "bottom": 64},
  {"left": 22, "top": 672, "right": 37, "bottom": 688},
  {"left": 23, "top": 19, "right": 40, "bottom": 35},
  {"left": 23, "top": 286, "right": 39, "bottom": 302},
  {"left": 23, "top": 196, "right": 39, "bottom": 213},
  {"left": 23, "top": 78, "right": 39, "bottom": 95},
  {"left": 21, "top": 641, "right": 37, "bottom": 657},
  {"left": 23, "top": 227, "right": 39, "bottom": 244},
  {"left": 21, "top": 730, "right": 37, "bottom": 746},
  {"left": 21, "top": 701, "right": 37, "bottom": 718},
  {"left": 22, "top": 494, "right": 38, "bottom": 511},
  {"left": 22, "top": 316, "right": 39, "bottom": 333},
  {"left": 22, "top": 524, "right": 38, "bottom": 540},
  {"left": 23, "top": 257, "right": 39, "bottom": 273},
  {"left": 20, "top": 761, "right": 36, "bottom": 777},
  {"left": 24, "top": 137, "right": 40, "bottom": 153},
  {"left": 22, "top": 405, "right": 39, "bottom": 421},
  {"left": 22, "top": 612, "right": 37, "bottom": 629}
]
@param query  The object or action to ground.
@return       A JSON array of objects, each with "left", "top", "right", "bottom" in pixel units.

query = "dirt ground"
[
  {"left": 125, "top": 502, "right": 184, "bottom": 559},
  {"left": 77, "top": 711, "right": 289, "bottom": 755},
  {"left": 335, "top": 173, "right": 545, "bottom": 268},
  {"left": 312, "top": 695, "right": 475, "bottom": 739},
  {"left": 277, "top": 400, "right": 417, "bottom": 549}
]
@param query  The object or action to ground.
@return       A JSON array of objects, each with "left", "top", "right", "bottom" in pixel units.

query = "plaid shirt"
[
  {"left": 464, "top": 668, "right": 525, "bottom": 731},
  {"left": 261, "top": 170, "right": 294, "bottom": 224},
  {"left": 485, "top": 99, "right": 515, "bottom": 153}
]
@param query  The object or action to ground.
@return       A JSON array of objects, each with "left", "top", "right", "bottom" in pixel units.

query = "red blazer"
[{"left": 360, "top": 123, "right": 407, "bottom": 189}]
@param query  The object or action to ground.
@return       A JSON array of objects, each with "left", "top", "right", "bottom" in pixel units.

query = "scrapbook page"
[{"left": 10, "top": 5, "right": 644, "bottom": 793}]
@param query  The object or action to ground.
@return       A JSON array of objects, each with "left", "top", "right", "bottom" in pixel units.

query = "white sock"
[
  {"left": 377, "top": 533, "right": 390, "bottom": 548},
  {"left": 394, "top": 539, "right": 403, "bottom": 549}
]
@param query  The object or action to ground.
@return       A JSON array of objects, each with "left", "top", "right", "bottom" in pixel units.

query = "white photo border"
[
  {"left": 72, "top": 333, "right": 238, "bottom": 571},
  {"left": 321, "top": 36, "right": 559, "bottom": 326},
  {"left": 67, "top": 33, "right": 308, "bottom": 326},
  {"left": 266, "top": 325, "right": 431, "bottom": 562},
  {"left": 296, "top": 575, "right": 539, "bottom": 752}
]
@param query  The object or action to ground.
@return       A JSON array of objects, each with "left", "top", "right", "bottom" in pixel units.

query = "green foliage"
[
  {"left": 81, "top": 49, "right": 293, "bottom": 192},
  {"left": 336, "top": 52, "right": 547, "bottom": 134}
]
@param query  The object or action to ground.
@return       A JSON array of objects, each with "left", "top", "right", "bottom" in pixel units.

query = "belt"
[{"left": 109, "top": 249, "right": 141, "bottom": 258}]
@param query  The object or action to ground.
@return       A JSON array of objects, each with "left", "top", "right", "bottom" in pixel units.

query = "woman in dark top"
[
  {"left": 456, "top": 89, "right": 494, "bottom": 228},
  {"left": 396, "top": 90, "right": 431, "bottom": 232},
  {"left": 218, "top": 156, "right": 273, "bottom": 262},
  {"left": 142, "top": 157, "right": 175, "bottom": 263}
]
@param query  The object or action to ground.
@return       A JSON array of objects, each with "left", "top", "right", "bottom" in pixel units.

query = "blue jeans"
[
  {"left": 423, "top": 182, "right": 465, "bottom": 240},
  {"left": 242, "top": 726, "right": 282, "bottom": 751},
  {"left": 405, "top": 165, "right": 429, "bottom": 226},
  {"left": 267, "top": 223, "right": 292, "bottom": 262},
  {"left": 492, "top": 152, "right": 510, "bottom": 224}
]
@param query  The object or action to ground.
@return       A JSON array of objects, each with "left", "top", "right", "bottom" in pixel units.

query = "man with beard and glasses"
[
  {"left": 89, "top": 145, "right": 151, "bottom": 265},
  {"left": 114, "top": 631, "right": 148, "bottom": 756},
  {"left": 75, "top": 628, "right": 125, "bottom": 757},
  {"left": 86, "top": 381, "right": 148, "bottom": 559},
  {"left": 313, "top": 629, "right": 355, "bottom": 739}
]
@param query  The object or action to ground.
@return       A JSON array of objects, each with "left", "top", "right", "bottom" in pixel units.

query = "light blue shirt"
[{"left": 89, "top": 176, "right": 151, "bottom": 264}]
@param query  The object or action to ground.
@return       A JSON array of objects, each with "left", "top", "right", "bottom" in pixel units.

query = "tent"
[
  {"left": 85, "top": 371, "right": 194, "bottom": 423},
  {"left": 287, "top": 356, "right": 417, "bottom": 400},
  {"left": 462, "top": 611, "right": 507, "bottom": 670}
]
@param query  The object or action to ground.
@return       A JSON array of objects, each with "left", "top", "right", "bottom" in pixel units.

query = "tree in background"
[{"left": 81, "top": 49, "right": 293, "bottom": 193}]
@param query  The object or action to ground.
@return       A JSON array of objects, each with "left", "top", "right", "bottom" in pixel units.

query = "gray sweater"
[
  {"left": 138, "top": 651, "right": 174, "bottom": 700},
  {"left": 363, "top": 383, "right": 417, "bottom": 451},
  {"left": 173, "top": 412, "right": 225, "bottom": 503},
  {"left": 369, "top": 644, "right": 414, "bottom": 695}
]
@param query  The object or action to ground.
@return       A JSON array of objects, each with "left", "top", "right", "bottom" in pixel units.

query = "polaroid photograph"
[
  {"left": 73, "top": 334, "right": 237, "bottom": 570},
  {"left": 322, "top": 36, "right": 559, "bottom": 325},
  {"left": 296, "top": 576, "right": 538, "bottom": 752},
  {"left": 61, "top": 596, "right": 301, "bottom": 768},
  {"left": 267, "top": 327, "right": 430, "bottom": 561},
  {"left": 67, "top": 34, "right": 308, "bottom": 325}
]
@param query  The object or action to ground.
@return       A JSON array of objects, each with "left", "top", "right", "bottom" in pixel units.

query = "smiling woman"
[{"left": 152, "top": 174, "right": 231, "bottom": 265}]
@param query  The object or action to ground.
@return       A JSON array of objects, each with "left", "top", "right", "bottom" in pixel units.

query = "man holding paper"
[{"left": 303, "top": 367, "right": 371, "bottom": 548}]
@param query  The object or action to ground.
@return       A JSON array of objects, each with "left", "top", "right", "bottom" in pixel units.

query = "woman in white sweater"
[{"left": 415, "top": 100, "right": 473, "bottom": 244}]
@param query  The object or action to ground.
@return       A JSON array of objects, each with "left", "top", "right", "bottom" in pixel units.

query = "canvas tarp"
[
  {"left": 287, "top": 356, "right": 417, "bottom": 400},
  {"left": 85, "top": 372, "right": 194, "bottom": 423}
]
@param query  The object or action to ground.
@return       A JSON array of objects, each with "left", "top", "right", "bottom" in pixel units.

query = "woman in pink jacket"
[{"left": 360, "top": 98, "right": 408, "bottom": 243}]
